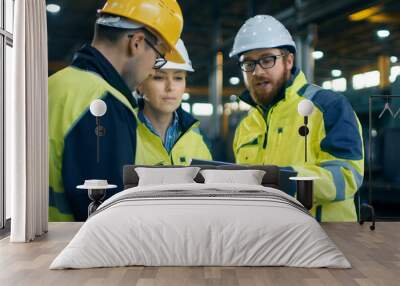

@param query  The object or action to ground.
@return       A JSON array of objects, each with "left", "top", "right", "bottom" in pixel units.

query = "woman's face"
[{"left": 139, "top": 69, "right": 187, "bottom": 114}]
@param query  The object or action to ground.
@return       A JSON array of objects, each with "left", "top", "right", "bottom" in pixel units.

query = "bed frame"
[{"left": 123, "top": 165, "right": 281, "bottom": 190}]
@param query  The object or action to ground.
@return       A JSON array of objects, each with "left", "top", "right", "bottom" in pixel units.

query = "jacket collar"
[
  {"left": 239, "top": 67, "right": 306, "bottom": 112},
  {"left": 71, "top": 44, "right": 137, "bottom": 109},
  {"left": 136, "top": 97, "right": 198, "bottom": 133}
]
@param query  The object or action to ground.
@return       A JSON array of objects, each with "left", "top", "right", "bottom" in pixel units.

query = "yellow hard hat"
[{"left": 99, "top": 0, "right": 184, "bottom": 63}]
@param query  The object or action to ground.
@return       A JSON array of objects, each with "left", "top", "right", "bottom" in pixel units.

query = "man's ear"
[
  {"left": 286, "top": 53, "right": 294, "bottom": 71},
  {"left": 127, "top": 31, "right": 146, "bottom": 56}
]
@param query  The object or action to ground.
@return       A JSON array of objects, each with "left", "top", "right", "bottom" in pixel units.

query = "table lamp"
[
  {"left": 297, "top": 99, "right": 314, "bottom": 163},
  {"left": 290, "top": 99, "right": 316, "bottom": 210},
  {"left": 89, "top": 99, "right": 107, "bottom": 163}
]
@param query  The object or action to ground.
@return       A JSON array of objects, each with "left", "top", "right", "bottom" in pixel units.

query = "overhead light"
[
  {"left": 322, "top": 81, "right": 332, "bottom": 90},
  {"left": 331, "top": 78, "right": 347, "bottom": 92},
  {"left": 322, "top": 78, "right": 347, "bottom": 92},
  {"left": 181, "top": 103, "right": 191, "bottom": 113},
  {"left": 229, "top": 77, "right": 240, "bottom": 85},
  {"left": 182, "top": 93, "right": 190, "bottom": 101},
  {"left": 352, "top": 70, "right": 380, "bottom": 90},
  {"left": 331, "top": 69, "right": 342, "bottom": 77},
  {"left": 192, "top": 103, "right": 213, "bottom": 116},
  {"left": 390, "top": 56, "right": 398, "bottom": 64},
  {"left": 47, "top": 4, "right": 61, "bottom": 13},
  {"left": 312, "top": 51, "right": 324, "bottom": 60},
  {"left": 377, "top": 29, "right": 390, "bottom": 38},
  {"left": 239, "top": 101, "right": 251, "bottom": 111},
  {"left": 348, "top": 5, "right": 382, "bottom": 21},
  {"left": 390, "top": 66, "right": 400, "bottom": 83}
]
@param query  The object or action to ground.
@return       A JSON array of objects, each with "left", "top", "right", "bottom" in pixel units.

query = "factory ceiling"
[{"left": 47, "top": 0, "right": 400, "bottom": 101}]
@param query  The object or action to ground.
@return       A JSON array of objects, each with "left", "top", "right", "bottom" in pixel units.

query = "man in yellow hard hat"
[{"left": 48, "top": 0, "right": 184, "bottom": 221}]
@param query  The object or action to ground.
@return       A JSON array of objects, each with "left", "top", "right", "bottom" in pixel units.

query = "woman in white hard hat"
[{"left": 134, "top": 39, "right": 212, "bottom": 165}]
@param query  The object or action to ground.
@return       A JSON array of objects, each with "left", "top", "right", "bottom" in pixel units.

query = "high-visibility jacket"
[
  {"left": 233, "top": 68, "right": 364, "bottom": 222},
  {"left": 135, "top": 100, "right": 212, "bottom": 165},
  {"left": 49, "top": 45, "right": 138, "bottom": 222}
]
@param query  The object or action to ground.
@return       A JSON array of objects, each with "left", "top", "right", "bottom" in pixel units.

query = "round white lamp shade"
[
  {"left": 90, "top": 99, "right": 107, "bottom": 117},
  {"left": 297, "top": 99, "right": 314, "bottom": 116}
]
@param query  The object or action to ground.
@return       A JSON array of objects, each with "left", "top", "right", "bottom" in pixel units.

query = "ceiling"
[{"left": 47, "top": 0, "right": 400, "bottom": 102}]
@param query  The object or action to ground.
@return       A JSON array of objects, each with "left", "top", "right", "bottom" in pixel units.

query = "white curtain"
[{"left": 7, "top": 0, "right": 48, "bottom": 242}]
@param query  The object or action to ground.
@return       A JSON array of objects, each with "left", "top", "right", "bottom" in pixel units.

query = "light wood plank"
[{"left": 0, "top": 222, "right": 399, "bottom": 286}]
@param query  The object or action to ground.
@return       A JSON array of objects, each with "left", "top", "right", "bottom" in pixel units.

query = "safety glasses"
[
  {"left": 239, "top": 54, "right": 286, "bottom": 72},
  {"left": 128, "top": 33, "right": 167, "bottom": 69}
]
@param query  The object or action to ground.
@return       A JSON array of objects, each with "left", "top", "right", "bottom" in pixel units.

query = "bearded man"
[{"left": 230, "top": 15, "right": 364, "bottom": 222}]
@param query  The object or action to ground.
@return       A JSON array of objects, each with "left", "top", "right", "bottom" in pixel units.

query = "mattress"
[{"left": 50, "top": 183, "right": 351, "bottom": 269}]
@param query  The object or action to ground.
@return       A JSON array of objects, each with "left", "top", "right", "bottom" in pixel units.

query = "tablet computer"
[{"left": 189, "top": 158, "right": 236, "bottom": 166}]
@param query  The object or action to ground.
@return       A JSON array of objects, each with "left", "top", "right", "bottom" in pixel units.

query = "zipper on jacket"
[
  {"left": 263, "top": 132, "right": 268, "bottom": 149},
  {"left": 167, "top": 121, "right": 201, "bottom": 165},
  {"left": 169, "top": 121, "right": 199, "bottom": 153},
  {"left": 262, "top": 108, "right": 274, "bottom": 149}
]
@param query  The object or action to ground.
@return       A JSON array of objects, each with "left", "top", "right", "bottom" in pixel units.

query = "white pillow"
[
  {"left": 200, "top": 169, "right": 266, "bottom": 185},
  {"left": 135, "top": 167, "right": 200, "bottom": 186}
]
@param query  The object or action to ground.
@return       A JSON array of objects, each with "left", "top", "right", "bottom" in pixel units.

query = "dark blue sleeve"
[
  {"left": 312, "top": 90, "right": 363, "bottom": 161},
  {"left": 62, "top": 94, "right": 136, "bottom": 221}
]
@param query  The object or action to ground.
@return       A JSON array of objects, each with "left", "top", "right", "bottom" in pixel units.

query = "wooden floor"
[{"left": 0, "top": 222, "right": 399, "bottom": 286}]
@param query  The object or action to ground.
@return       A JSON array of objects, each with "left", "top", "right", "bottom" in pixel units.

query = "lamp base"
[
  {"left": 87, "top": 189, "right": 106, "bottom": 216},
  {"left": 296, "top": 180, "right": 313, "bottom": 210}
]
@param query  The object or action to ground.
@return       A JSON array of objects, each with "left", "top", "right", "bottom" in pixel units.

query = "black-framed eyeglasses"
[
  {"left": 143, "top": 38, "right": 167, "bottom": 69},
  {"left": 239, "top": 54, "right": 286, "bottom": 72},
  {"left": 128, "top": 33, "right": 167, "bottom": 69}
]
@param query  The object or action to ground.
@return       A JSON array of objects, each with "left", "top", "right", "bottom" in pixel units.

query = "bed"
[{"left": 50, "top": 165, "right": 350, "bottom": 269}]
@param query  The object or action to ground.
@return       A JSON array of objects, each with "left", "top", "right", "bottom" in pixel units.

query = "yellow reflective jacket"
[
  {"left": 135, "top": 100, "right": 212, "bottom": 165},
  {"left": 49, "top": 65, "right": 137, "bottom": 222},
  {"left": 233, "top": 69, "right": 364, "bottom": 222}
]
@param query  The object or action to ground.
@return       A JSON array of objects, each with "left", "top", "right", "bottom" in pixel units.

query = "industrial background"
[{"left": 46, "top": 0, "right": 400, "bottom": 220}]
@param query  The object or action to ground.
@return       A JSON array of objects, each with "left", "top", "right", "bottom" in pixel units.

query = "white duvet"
[{"left": 50, "top": 183, "right": 351, "bottom": 269}]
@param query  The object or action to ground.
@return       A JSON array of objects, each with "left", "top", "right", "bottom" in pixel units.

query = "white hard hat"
[
  {"left": 96, "top": 15, "right": 144, "bottom": 29},
  {"left": 161, "top": 39, "right": 194, "bottom": 72},
  {"left": 229, "top": 15, "right": 296, "bottom": 58}
]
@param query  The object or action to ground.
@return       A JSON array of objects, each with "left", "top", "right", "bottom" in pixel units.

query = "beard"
[{"left": 250, "top": 67, "right": 288, "bottom": 106}]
